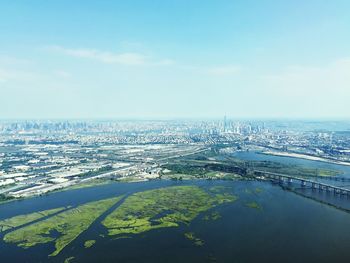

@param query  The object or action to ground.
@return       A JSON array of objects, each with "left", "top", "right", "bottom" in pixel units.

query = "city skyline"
[{"left": 1, "top": 0, "right": 350, "bottom": 119}]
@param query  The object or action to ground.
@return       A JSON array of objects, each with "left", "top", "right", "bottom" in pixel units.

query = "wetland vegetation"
[
  {"left": 3, "top": 196, "right": 122, "bottom": 256},
  {"left": 0, "top": 184, "right": 238, "bottom": 258},
  {"left": 102, "top": 185, "right": 237, "bottom": 237},
  {"left": 0, "top": 207, "right": 66, "bottom": 232}
]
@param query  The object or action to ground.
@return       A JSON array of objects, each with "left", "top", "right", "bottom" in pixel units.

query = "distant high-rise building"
[{"left": 223, "top": 115, "right": 227, "bottom": 132}]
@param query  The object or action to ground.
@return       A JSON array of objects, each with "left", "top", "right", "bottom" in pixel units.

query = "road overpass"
[{"left": 254, "top": 170, "right": 350, "bottom": 196}]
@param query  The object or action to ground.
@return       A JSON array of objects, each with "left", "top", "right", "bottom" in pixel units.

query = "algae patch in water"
[
  {"left": 84, "top": 239, "right": 96, "bottom": 248},
  {"left": 245, "top": 201, "right": 262, "bottom": 210},
  {"left": 64, "top": 256, "right": 75, "bottom": 263},
  {"left": 203, "top": 211, "right": 221, "bottom": 221},
  {"left": 255, "top": 187, "right": 263, "bottom": 193},
  {"left": 245, "top": 188, "right": 263, "bottom": 195},
  {"left": 208, "top": 186, "right": 232, "bottom": 193},
  {"left": 184, "top": 232, "right": 204, "bottom": 246},
  {"left": 3, "top": 196, "right": 122, "bottom": 256},
  {"left": 102, "top": 185, "right": 237, "bottom": 237}
]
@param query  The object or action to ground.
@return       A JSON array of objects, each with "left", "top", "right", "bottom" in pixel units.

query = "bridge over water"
[{"left": 254, "top": 170, "right": 350, "bottom": 196}]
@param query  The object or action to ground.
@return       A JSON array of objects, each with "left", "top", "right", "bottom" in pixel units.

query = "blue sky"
[{"left": 0, "top": 0, "right": 349, "bottom": 119}]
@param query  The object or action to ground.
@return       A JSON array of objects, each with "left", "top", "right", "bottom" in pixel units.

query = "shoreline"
[
  {"left": 0, "top": 177, "right": 245, "bottom": 206},
  {"left": 261, "top": 151, "right": 350, "bottom": 167}
]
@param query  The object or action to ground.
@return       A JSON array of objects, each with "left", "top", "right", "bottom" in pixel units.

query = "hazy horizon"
[
  {"left": 1, "top": 117, "right": 350, "bottom": 121},
  {"left": 1, "top": 0, "right": 349, "bottom": 119}
]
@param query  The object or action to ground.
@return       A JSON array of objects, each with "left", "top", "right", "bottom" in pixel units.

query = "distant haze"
[{"left": 0, "top": 1, "right": 350, "bottom": 119}]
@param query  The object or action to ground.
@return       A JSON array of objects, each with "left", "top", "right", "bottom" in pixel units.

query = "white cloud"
[{"left": 47, "top": 45, "right": 174, "bottom": 66}]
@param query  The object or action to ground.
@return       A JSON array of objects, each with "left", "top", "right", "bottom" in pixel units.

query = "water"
[
  {"left": 232, "top": 151, "right": 350, "bottom": 177},
  {"left": 1, "top": 176, "right": 350, "bottom": 263}
]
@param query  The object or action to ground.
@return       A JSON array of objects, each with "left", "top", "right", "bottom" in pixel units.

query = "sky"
[{"left": 0, "top": 0, "right": 350, "bottom": 120}]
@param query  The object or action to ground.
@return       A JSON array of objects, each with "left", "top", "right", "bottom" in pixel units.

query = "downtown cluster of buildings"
[{"left": 0, "top": 119, "right": 349, "bottom": 198}]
